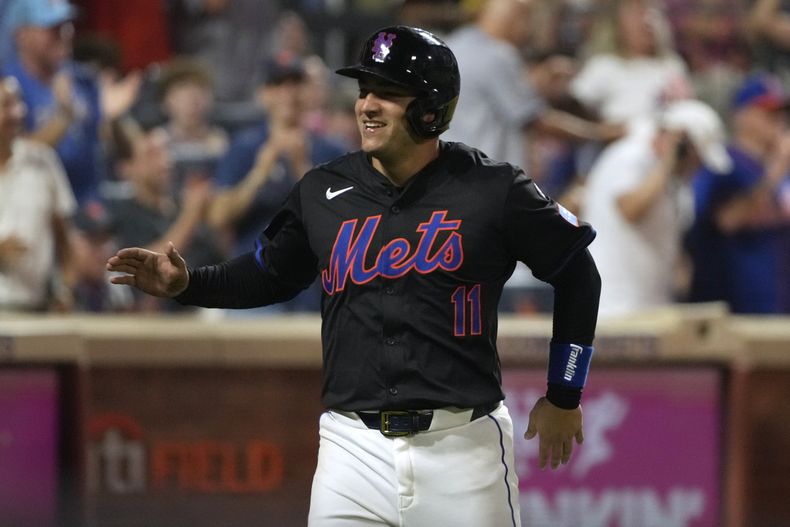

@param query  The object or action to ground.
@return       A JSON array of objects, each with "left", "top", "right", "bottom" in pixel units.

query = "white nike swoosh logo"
[{"left": 326, "top": 186, "right": 354, "bottom": 200}]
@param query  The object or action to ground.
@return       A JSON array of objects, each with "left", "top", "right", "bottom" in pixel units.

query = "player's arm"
[
  {"left": 109, "top": 184, "right": 318, "bottom": 308},
  {"left": 176, "top": 251, "right": 309, "bottom": 308},
  {"left": 108, "top": 240, "right": 314, "bottom": 310},
  {"left": 503, "top": 171, "right": 601, "bottom": 470},
  {"left": 176, "top": 206, "right": 318, "bottom": 308},
  {"left": 109, "top": 210, "right": 317, "bottom": 308},
  {"left": 524, "top": 249, "right": 600, "bottom": 470},
  {"left": 544, "top": 248, "right": 600, "bottom": 408}
]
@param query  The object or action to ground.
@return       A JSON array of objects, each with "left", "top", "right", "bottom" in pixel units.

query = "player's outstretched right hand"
[{"left": 106, "top": 242, "right": 189, "bottom": 298}]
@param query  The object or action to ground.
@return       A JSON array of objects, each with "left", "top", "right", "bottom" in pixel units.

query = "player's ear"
[{"left": 422, "top": 112, "right": 436, "bottom": 124}]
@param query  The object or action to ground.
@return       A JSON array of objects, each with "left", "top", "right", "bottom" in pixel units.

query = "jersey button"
[
  {"left": 384, "top": 286, "right": 394, "bottom": 295},
  {"left": 385, "top": 337, "right": 396, "bottom": 346},
  {"left": 390, "top": 205, "right": 400, "bottom": 214},
  {"left": 389, "top": 387, "right": 399, "bottom": 395}
]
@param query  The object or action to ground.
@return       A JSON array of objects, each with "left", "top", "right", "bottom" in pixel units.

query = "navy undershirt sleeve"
[
  {"left": 175, "top": 252, "right": 306, "bottom": 309},
  {"left": 544, "top": 248, "right": 601, "bottom": 409}
]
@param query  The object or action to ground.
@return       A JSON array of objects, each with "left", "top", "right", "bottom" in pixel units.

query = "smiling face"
[{"left": 355, "top": 75, "right": 419, "bottom": 164}]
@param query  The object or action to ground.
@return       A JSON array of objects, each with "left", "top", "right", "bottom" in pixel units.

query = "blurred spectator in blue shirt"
[
  {"left": 208, "top": 52, "right": 346, "bottom": 257},
  {"left": 207, "top": 52, "right": 346, "bottom": 312},
  {"left": 688, "top": 73, "right": 790, "bottom": 313},
  {"left": 0, "top": 0, "right": 141, "bottom": 204}
]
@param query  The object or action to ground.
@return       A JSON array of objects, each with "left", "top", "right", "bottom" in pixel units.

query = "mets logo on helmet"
[{"left": 372, "top": 32, "right": 397, "bottom": 63}]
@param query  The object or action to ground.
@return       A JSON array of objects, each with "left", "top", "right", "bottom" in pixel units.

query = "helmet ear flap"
[
  {"left": 405, "top": 98, "right": 437, "bottom": 139},
  {"left": 405, "top": 95, "right": 458, "bottom": 139}
]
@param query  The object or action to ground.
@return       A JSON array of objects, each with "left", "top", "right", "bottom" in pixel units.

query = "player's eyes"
[
  {"left": 358, "top": 87, "right": 412, "bottom": 100},
  {"left": 361, "top": 90, "right": 404, "bottom": 99}
]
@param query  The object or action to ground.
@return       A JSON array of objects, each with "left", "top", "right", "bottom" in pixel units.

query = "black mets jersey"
[{"left": 179, "top": 142, "right": 596, "bottom": 411}]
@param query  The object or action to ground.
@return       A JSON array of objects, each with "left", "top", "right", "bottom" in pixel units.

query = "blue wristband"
[{"left": 547, "top": 342, "right": 594, "bottom": 389}]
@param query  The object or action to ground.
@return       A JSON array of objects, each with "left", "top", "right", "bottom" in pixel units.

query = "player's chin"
[{"left": 359, "top": 136, "right": 385, "bottom": 155}]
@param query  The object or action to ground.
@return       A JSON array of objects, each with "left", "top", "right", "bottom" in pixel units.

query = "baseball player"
[{"left": 107, "top": 26, "right": 601, "bottom": 526}]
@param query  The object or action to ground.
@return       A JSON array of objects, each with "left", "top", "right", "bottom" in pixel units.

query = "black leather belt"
[{"left": 356, "top": 402, "right": 499, "bottom": 437}]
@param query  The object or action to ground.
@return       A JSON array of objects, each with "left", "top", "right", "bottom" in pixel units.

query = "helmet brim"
[{"left": 336, "top": 64, "right": 425, "bottom": 94}]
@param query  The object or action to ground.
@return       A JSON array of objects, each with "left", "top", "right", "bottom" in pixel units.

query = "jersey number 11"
[{"left": 451, "top": 284, "right": 482, "bottom": 337}]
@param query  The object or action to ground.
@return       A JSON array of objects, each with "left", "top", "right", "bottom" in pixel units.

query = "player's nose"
[{"left": 358, "top": 92, "right": 382, "bottom": 114}]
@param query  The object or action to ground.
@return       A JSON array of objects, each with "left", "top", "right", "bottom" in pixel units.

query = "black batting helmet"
[{"left": 337, "top": 26, "right": 460, "bottom": 139}]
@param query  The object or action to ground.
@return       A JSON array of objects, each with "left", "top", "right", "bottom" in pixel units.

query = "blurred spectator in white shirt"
[
  {"left": 581, "top": 99, "right": 731, "bottom": 318},
  {"left": 0, "top": 76, "right": 78, "bottom": 311},
  {"left": 571, "top": 0, "right": 692, "bottom": 129}
]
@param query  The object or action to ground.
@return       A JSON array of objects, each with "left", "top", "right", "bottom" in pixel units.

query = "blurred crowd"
[{"left": 0, "top": 0, "right": 788, "bottom": 318}]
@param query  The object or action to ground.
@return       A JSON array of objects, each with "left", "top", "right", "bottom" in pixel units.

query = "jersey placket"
[{"left": 380, "top": 185, "right": 408, "bottom": 405}]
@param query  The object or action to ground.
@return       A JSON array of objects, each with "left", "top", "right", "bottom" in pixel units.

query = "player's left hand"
[{"left": 524, "top": 396, "right": 584, "bottom": 470}]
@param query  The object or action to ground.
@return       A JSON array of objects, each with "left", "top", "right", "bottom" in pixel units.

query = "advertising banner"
[
  {"left": 86, "top": 367, "right": 323, "bottom": 527},
  {"left": 504, "top": 368, "right": 722, "bottom": 527},
  {"left": 84, "top": 366, "right": 722, "bottom": 527},
  {"left": 0, "top": 370, "right": 59, "bottom": 527}
]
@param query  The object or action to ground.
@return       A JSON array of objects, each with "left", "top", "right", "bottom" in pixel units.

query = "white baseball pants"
[{"left": 308, "top": 403, "right": 521, "bottom": 526}]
